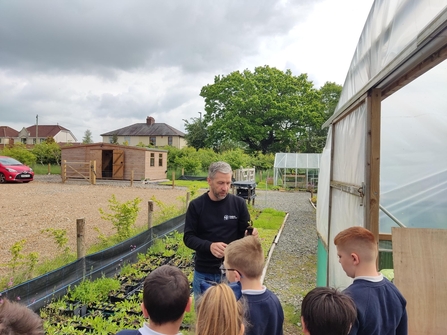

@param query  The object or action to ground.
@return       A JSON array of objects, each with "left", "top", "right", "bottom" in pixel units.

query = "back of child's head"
[
  {"left": 195, "top": 283, "right": 244, "bottom": 335},
  {"left": 142, "top": 265, "right": 190, "bottom": 325},
  {"left": 224, "top": 236, "right": 264, "bottom": 279},
  {"left": 0, "top": 298, "right": 44, "bottom": 335},
  {"left": 301, "top": 287, "right": 356, "bottom": 335},
  {"left": 334, "top": 226, "right": 378, "bottom": 262}
]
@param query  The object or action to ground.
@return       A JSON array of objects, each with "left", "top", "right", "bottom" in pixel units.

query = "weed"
[{"left": 99, "top": 194, "right": 142, "bottom": 240}]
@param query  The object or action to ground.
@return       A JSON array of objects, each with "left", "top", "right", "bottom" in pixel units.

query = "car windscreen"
[{"left": 0, "top": 157, "right": 23, "bottom": 165}]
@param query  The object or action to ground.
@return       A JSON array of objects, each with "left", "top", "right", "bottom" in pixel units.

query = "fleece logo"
[{"left": 223, "top": 215, "right": 238, "bottom": 220}]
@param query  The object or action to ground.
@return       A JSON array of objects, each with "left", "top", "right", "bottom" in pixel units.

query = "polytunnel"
[{"left": 316, "top": 1, "right": 447, "bottom": 333}]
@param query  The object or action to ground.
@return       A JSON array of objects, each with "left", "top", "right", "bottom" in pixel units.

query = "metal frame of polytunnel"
[
  {"left": 273, "top": 153, "right": 321, "bottom": 188},
  {"left": 316, "top": 1, "right": 447, "bottom": 333}
]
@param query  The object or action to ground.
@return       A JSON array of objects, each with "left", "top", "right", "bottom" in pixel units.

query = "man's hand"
[
  {"left": 245, "top": 227, "right": 259, "bottom": 237},
  {"left": 210, "top": 242, "right": 227, "bottom": 258}
]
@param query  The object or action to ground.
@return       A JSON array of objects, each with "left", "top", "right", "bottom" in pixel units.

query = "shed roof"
[
  {"left": 100, "top": 123, "right": 185, "bottom": 137},
  {"left": 61, "top": 142, "right": 168, "bottom": 152}
]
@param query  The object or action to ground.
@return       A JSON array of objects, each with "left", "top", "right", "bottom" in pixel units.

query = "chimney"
[{"left": 146, "top": 116, "right": 155, "bottom": 125}]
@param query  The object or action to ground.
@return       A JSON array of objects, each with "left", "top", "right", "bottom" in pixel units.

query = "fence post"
[
  {"left": 47, "top": 163, "right": 51, "bottom": 175},
  {"left": 77, "top": 218, "right": 86, "bottom": 259},
  {"left": 91, "top": 160, "right": 96, "bottom": 185},
  {"left": 131, "top": 170, "right": 134, "bottom": 187},
  {"left": 186, "top": 191, "right": 190, "bottom": 211},
  {"left": 76, "top": 218, "right": 86, "bottom": 277},
  {"left": 148, "top": 200, "right": 154, "bottom": 231},
  {"left": 172, "top": 171, "right": 175, "bottom": 189},
  {"left": 62, "top": 160, "right": 66, "bottom": 183},
  {"left": 181, "top": 168, "right": 184, "bottom": 176}
]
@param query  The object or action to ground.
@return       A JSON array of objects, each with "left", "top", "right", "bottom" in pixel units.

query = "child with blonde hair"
[
  {"left": 334, "top": 226, "right": 407, "bottom": 335},
  {"left": 195, "top": 283, "right": 245, "bottom": 335},
  {"left": 223, "top": 235, "right": 284, "bottom": 335}
]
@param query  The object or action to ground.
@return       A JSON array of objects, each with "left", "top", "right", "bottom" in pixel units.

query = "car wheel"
[{"left": 0, "top": 173, "right": 5, "bottom": 183}]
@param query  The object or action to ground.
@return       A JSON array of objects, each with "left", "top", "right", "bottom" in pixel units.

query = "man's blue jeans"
[{"left": 193, "top": 270, "right": 223, "bottom": 303}]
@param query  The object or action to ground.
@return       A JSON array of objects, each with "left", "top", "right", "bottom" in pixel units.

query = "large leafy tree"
[
  {"left": 200, "top": 65, "right": 323, "bottom": 154},
  {"left": 297, "top": 81, "right": 342, "bottom": 152}
]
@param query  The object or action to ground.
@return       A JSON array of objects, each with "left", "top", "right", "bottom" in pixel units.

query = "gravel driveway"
[{"left": 255, "top": 190, "right": 318, "bottom": 333}]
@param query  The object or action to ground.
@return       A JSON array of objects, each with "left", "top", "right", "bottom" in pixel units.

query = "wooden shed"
[{"left": 61, "top": 143, "right": 168, "bottom": 181}]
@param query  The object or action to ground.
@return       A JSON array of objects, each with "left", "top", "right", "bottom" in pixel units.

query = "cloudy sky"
[{"left": 0, "top": 0, "right": 374, "bottom": 142}]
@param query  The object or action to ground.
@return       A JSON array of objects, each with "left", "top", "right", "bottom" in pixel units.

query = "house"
[
  {"left": 100, "top": 116, "right": 186, "bottom": 149},
  {"left": 18, "top": 125, "right": 77, "bottom": 144},
  {"left": 61, "top": 143, "right": 168, "bottom": 181},
  {"left": 0, "top": 126, "right": 19, "bottom": 147}
]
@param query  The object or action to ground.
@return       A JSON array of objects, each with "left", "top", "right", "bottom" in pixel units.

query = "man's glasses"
[{"left": 219, "top": 264, "right": 242, "bottom": 277}]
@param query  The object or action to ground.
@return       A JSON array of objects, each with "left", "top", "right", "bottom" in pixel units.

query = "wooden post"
[
  {"left": 365, "top": 89, "right": 381, "bottom": 247},
  {"left": 91, "top": 160, "right": 97, "bottom": 185},
  {"left": 148, "top": 200, "right": 154, "bottom": 230},
  {"left": 172, "top": 171, "right": 175, "bottom": 189},
  {"left": 47, "top": 163, "right": 51, "bottom": 175},
  {"left": 62, "top": 160, "right": 66, "bottom": 183},
  {"left": 130, "top": 170, "right": 134, "bottom": 187},
  {"left": 76, "top": 218, "right": 86, "bottom": 259},
  {"left": 259, "top": 170, "right": 262, "bottom": 182},
  {"left": 186, "top": 191, "right": 190, "bottom": 211},
  {"left": 181, "top": 167, "right": 184, "bottom": 176}
]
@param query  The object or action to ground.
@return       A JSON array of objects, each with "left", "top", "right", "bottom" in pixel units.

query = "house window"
[
  {"left": 124, "top": 136, "right": 131, "bottom": 144},
  {"left": 0, "top": 138, "right": 2, "bottom": 144},
  {"left": 109, "top": 136, "right": 114, "bottom": 143},
  {"left": 150, "top": 153, "right": 155, "bottom": 167},
  {"left": 150, "top": 136, "right": 156, "bottom": 146},
  {"left": 33, "top": 138, "right": 37, "bottom": 144},
  {"left": 168, "top": 136, "right": 173, "bottom": 146},
  {"left": 159, "top": 154, "right": 163, "bottom": 167},
  {"left": 21, "top": 138, "right": 26, "bottom": 144},
  {"left": 40, "top": 138, "right": 45, "bottom": 143}
]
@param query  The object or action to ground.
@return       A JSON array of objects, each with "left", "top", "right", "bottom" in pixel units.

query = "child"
[
  {"left": 301, "top": 287, "right": 357, "bottom": 335},
  {"left": 223, "top": 235, "right": 284, "bottom": 335},
  {"left": 116, "top": 265, "right": 191, "bottom": 335},
  {"left": 0, "top": 298, "right": 44, "bottom": 335},
  {"left": 195, "top": 282, "right": 245, "bottom": 335},
  {"left": 334, "top": 226, "right": 408, "bottom": 335}
]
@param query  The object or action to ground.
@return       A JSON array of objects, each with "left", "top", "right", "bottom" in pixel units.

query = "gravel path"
[{"left": 254, "top": 189, "right": 318, "bottom": 332}]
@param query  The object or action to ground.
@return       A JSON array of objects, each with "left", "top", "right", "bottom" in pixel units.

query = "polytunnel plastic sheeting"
[
  {"left": 0, "top": 214, "right": 186, "bottom": 312},
  {"left": 328, "top": 0, "right": 447, "bottom": 126},
  {"left": 316, "top": 129, "right": 331, "bottom": 247},
  {"left": 379, "top": 61, "right": 447, "bottom": 233}
]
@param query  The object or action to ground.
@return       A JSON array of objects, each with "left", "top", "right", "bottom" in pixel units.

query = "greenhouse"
[
  {"left": 316, "top": 1, "right": 447, "bottom": 333},
  {"left": 273, "top": 153, "right": 321, "bottom": 188}
]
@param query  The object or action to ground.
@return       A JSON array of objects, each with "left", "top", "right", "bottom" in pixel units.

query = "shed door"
[
  {"left": 90, "top": 149, "right": 102, "bottom": 179},
  {"left": 112, "top": 150, "right": 124, "bottom": 179}
]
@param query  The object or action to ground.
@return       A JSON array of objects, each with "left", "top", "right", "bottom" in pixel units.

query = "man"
[{"left": 183, "top": 161, "right": 258, "bottom": 301}]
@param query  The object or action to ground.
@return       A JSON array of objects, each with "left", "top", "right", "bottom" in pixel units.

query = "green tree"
[
  {"left": 82, "top": 130, "right": 93, "bottom": 144},
  {"left": 297, "top": 81, "right": 342, "bottom": 153},
  {"left": 1, "top": 144, "right": 36, "bottom": 166},
  {"left": 184, "top": 117, "right": 208, "bottom": 150},
  {"left": 200, "top": 65, "right": 323, "bottom": 154}
]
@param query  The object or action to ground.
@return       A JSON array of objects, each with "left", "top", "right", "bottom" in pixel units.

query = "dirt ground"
[{"left": 0, "top": 177, "right": 191, "bottom": 276}]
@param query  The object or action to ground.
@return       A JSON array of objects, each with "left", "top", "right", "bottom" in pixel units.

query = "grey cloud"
[{"left": 0, "top": 0, "right": 313, "bottom": 75}]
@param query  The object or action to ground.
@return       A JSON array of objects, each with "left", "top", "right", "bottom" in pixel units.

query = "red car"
[{"left": 0, "top": 156, "right": 34, "bottom": 183}]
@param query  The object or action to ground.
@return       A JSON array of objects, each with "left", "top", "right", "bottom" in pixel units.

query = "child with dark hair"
[
  {"left": 0, "top": 298, "right": 44, "bottom": 335},
  {"left": 334, "top": 226, "right": 407, "bottom": 335},
  {"left": 301, "top": 287, "right": 357, "bottom": 335},
  {"left": 223, "top": 236, "right": 284, "bottom": 335},
  {"left": 116, "top": 265, "right": 191, "bottom": 335}
]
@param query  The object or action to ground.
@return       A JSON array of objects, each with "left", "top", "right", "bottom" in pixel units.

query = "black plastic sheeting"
[
  {"left": 177, "top": 175, "right": 207, "bottom": 181},
  {"left": 0, "top": 214, "right": 185, "bottom": 312}
]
